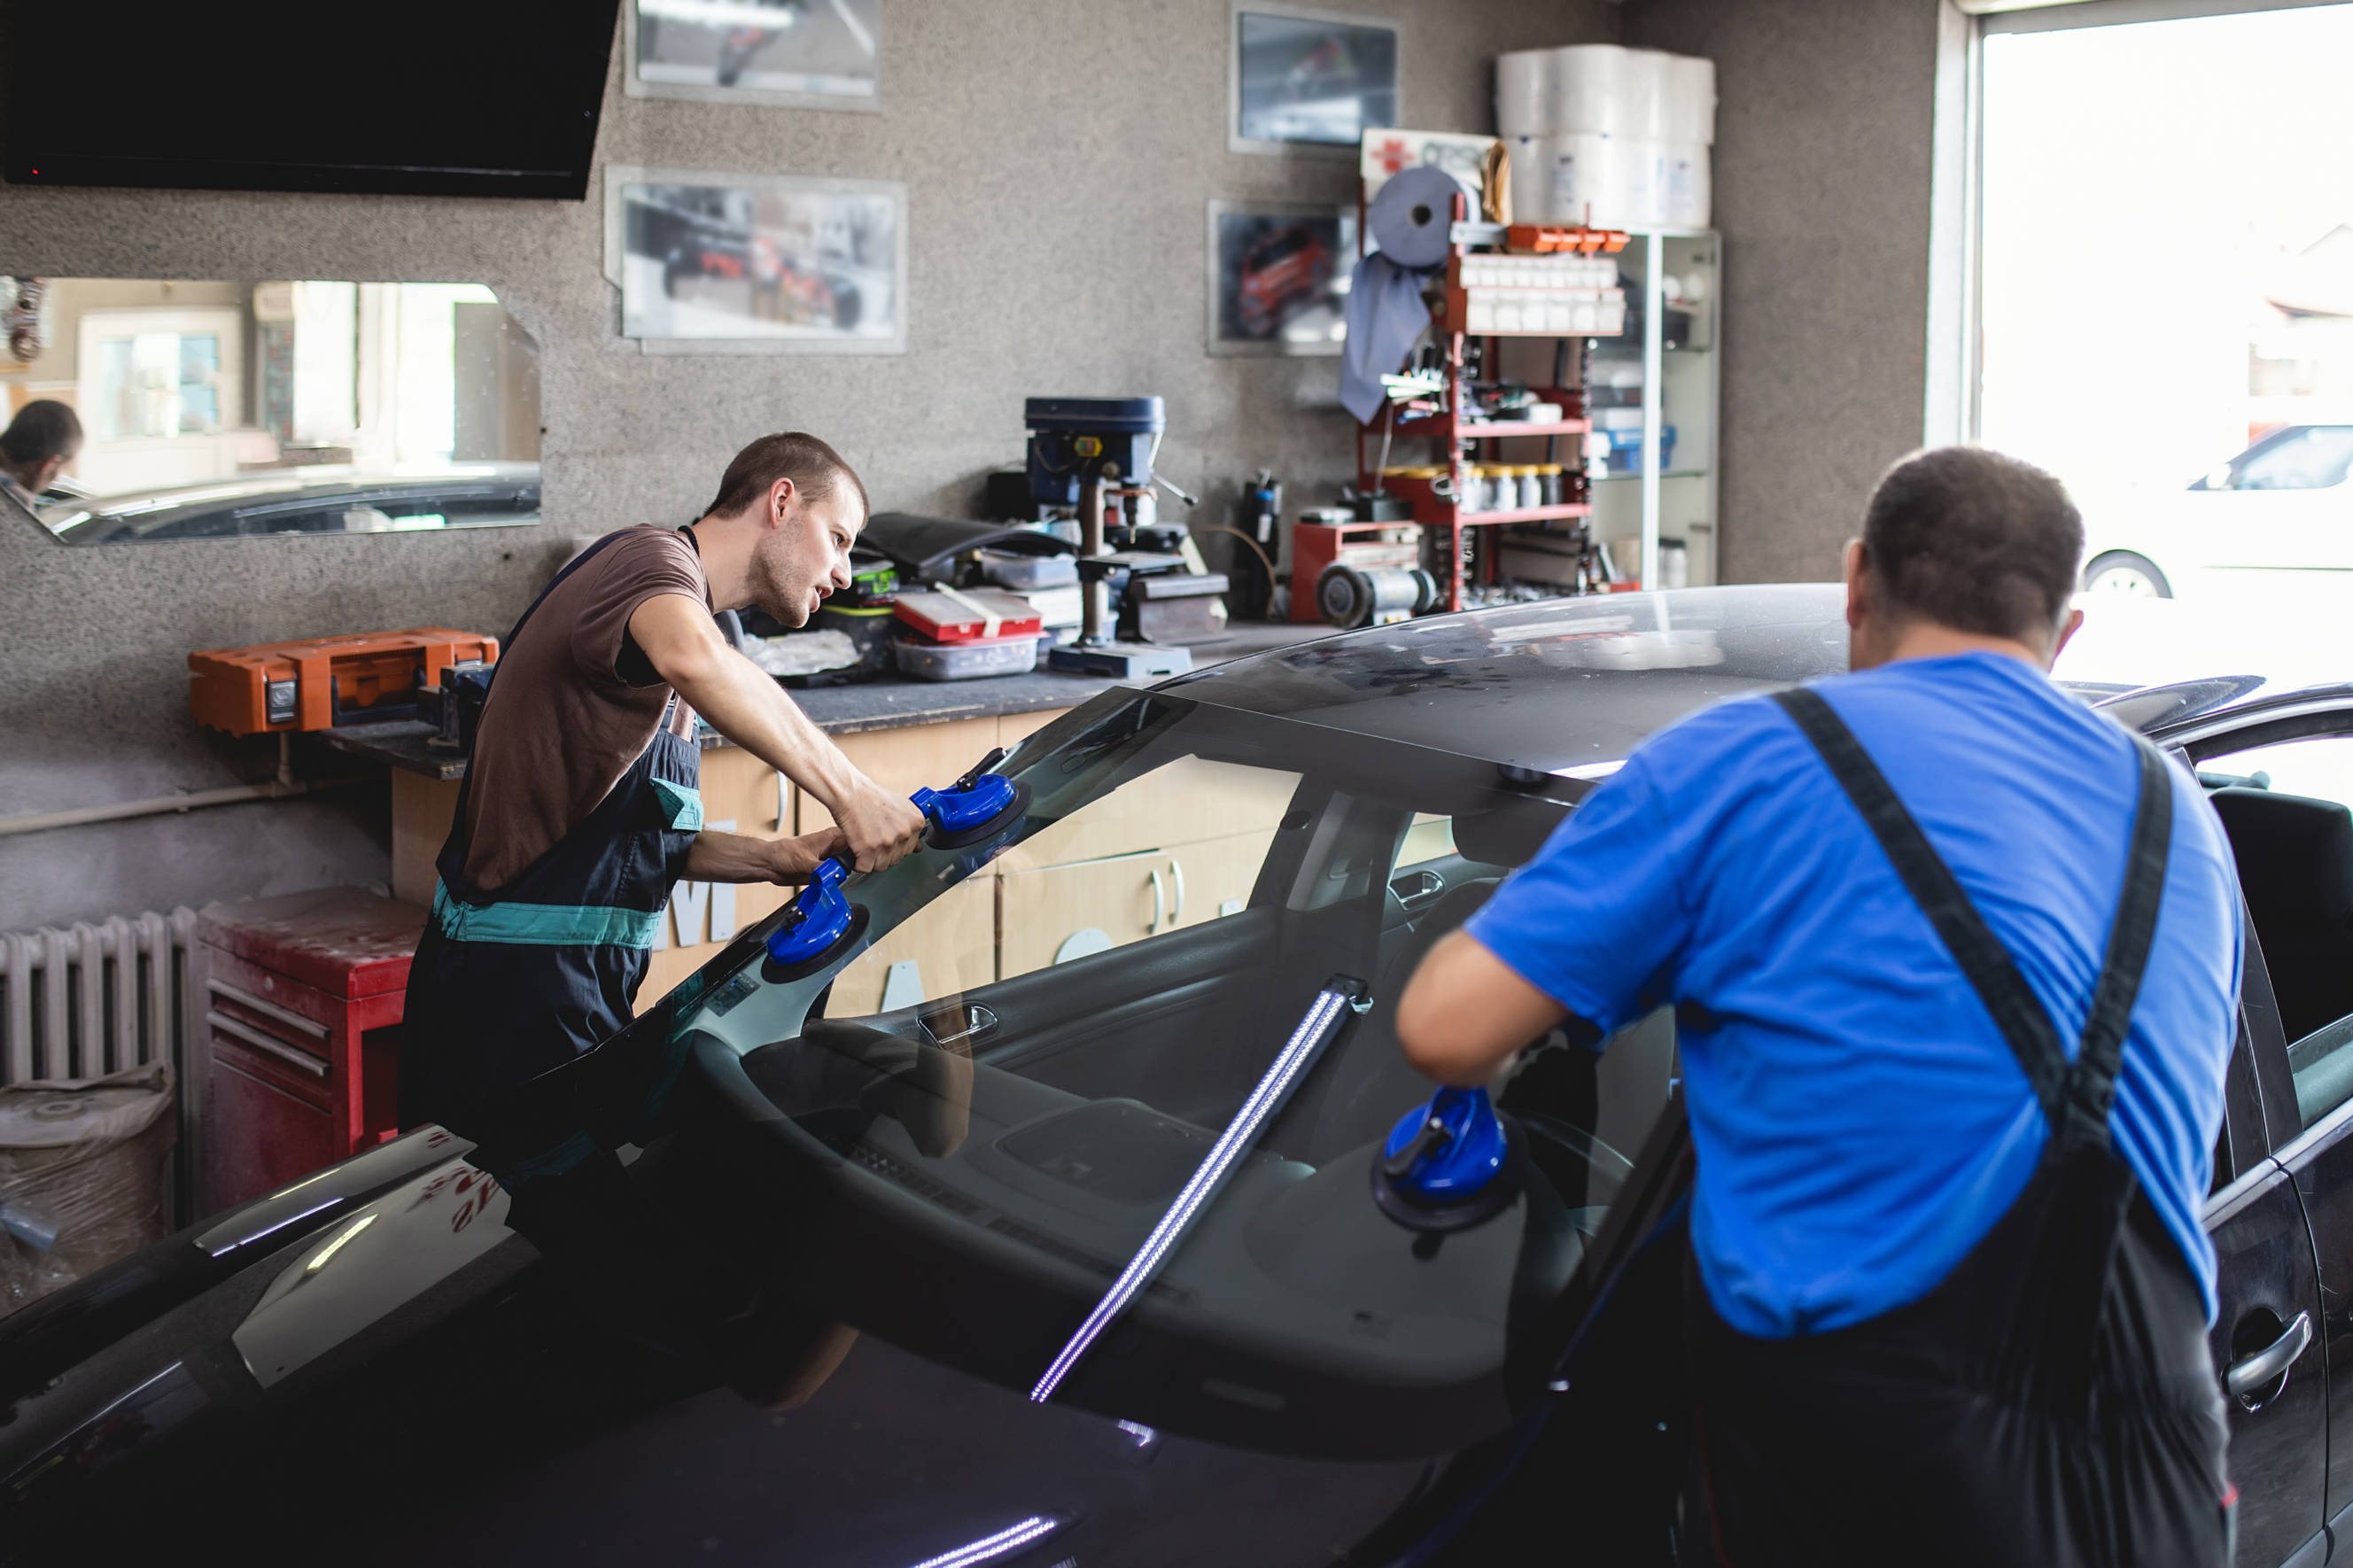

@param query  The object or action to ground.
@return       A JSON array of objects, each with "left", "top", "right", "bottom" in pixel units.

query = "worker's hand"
[
  {"left": 830, "top": 776, "right": 927, "bottom": 873},
  {"left": 762, "top": 829, "right": 850, "bottom": 884}
]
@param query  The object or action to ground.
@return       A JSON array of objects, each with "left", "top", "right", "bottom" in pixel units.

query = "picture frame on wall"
[
  {"left": 1229, "top": 3, "right": 1401, "bottom": 157},
  {"left": 1207, "top": 200, "right": 1359, "bottom": 356},
  {"left": 605, "top": 167, "right": 907, "bottom": 354},
  {"left": 625, "top": 0, "right": 881, "bottom": 111}
]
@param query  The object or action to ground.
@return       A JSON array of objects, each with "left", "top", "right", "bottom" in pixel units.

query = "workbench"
[{"left": 321, "top": 623, "right": 1323, "bottom": 1005}]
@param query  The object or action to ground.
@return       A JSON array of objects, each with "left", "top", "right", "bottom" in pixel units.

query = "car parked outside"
[
  {"left": 1, "top": 585, "right": 2348, "bottom": 1567},
  {"left": 2081, "top": 423, "right": 2353, "bottom": 598}
]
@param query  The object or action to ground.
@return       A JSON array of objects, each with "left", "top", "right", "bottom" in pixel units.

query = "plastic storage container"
[
  {"left": 893, "top": 632, "right": 1041, "bottom": 681},
  {"left": 891, "top": 587, "right": 1045, "bottom": 644},
  {"left": 977, "top": 549, "right": 1077, "bottom": 591}
]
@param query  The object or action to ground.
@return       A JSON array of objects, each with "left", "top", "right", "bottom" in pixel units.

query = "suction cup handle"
[
  {"left": 765, "top": 857, "right": 856, "bottom": 966},
  {"left": 1381, "top": 1085, "right": 1509, "bottom": 1202},
  {"left": 910, "top": 771, "right": 1023, "bottom": 841},
  {"left": 1379, "top": 1111, "right": 1454, "bottom": 1180}
]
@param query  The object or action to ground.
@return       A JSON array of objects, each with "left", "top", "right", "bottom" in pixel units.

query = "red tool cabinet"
[{"left": 194, "top": 887, "right": 424, "bottom": 1215}]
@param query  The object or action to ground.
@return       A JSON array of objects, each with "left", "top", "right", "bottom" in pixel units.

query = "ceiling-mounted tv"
[{"left": 5, "top": 0, "right": 622, "bottom": 199}]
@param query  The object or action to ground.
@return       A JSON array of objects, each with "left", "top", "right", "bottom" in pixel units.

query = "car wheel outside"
[{"left": 2082, "top": 550, "right": 2173, "bottom": 598}]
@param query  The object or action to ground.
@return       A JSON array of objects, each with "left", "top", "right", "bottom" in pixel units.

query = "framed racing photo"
[
  {"left": 1229, "top": 4, "right": 1401, "bottom": 157},
  {"left": 604, "top": 167, "right": 907, "bottom": 355},
  {"left": 1207, "top": 200, "right": 1359, "bottom": 357},
  {"left": 625, "top": 0, "right": 881, "bottom": 111}
]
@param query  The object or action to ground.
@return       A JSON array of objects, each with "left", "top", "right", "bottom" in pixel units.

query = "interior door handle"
[
  {"left": 2227, "top": 1310, "right": 2312, "bottom": 1401},
  {"left": 920, "top": 1003, "right": 997, "bottom": 1050},
  {"left": 1149, "top": 866, "right": 1165, "bottom": 932}
]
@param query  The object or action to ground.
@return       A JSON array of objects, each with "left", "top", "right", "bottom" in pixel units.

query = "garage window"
[{"left": 1951, "top": 1, "right": 2353, "bottom": 592}]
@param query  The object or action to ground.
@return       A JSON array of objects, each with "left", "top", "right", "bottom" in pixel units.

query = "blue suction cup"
[
  {"left": 912, "top": 771, "right": 1031, "bottom": 850},
  {"left": 763, "top": 859, "right": 867, "bottom": 980},
  {"left": 1371, "top": 1085, "right": 1527, "bottom": 1233},
  {"left": 757, "top": 760, "right": 1030, "bottom": 982}
]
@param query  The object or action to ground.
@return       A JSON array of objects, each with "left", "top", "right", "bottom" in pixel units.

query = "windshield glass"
[{"left": 656, "top": 688, "right": 1678, "bottom": 1458}]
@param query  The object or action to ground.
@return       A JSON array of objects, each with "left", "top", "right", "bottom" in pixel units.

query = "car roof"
[{"left": 1164, "top": 584, "right": 2353, "bottom": 773}]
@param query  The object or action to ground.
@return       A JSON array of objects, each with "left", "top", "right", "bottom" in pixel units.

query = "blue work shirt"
[{"left": 1465, "top": 652, "right": 2242, "bottom": 1338}]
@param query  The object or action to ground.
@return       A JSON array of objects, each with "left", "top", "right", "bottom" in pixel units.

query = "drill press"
[{"left": 1024, "top": 396, "right": 1196, "bottom": 679}]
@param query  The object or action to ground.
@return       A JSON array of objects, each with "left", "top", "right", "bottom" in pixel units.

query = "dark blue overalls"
[{"left": 399, "top": 531, "right": 705, "bottom": 1129}]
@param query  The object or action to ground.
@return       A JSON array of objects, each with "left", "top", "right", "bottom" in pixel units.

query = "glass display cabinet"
[{"left": 1588, "top": 230, "right": 1720, "bottom": 588}]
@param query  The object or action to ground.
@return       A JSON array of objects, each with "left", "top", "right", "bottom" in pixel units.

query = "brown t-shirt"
[{"left": 459, "top": 526, "right": 709, "bottom": 890}]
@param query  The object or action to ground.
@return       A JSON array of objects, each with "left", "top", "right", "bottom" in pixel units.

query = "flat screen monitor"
[{"left": 6, "top": 2, "right": 621, "bottom": 199}]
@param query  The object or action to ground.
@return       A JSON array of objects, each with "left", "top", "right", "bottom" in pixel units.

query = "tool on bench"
[
  {"left": 1370, "top": 1084, "right": 1529, "bottom": 1233},
  {"left": 1024, "top": 397, "right": 1217, "bottom": 679},
  {"left": 762, "top": 754, "right": 1034, "bottom": 979}
]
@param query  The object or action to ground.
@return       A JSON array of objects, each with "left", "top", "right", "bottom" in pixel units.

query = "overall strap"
[
  {"left": 1770, "top": 687, "right": 2171, "bottom": 1146},
  {"left": 2062, "top": 738, "right": 2173, "bottom": 1143}
]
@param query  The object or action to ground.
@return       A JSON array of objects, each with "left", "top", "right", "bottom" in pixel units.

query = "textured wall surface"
[
  {"left": 1626, "top": 0, "right": 1939, "bottom": 583},
  {"left": 0, "top": 0, "right": 1618, "bottom": 930}
]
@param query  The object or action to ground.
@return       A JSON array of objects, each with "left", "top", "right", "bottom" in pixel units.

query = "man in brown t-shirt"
[{"left": 400, "top": 432, "right": 926, "bottom": 1127}]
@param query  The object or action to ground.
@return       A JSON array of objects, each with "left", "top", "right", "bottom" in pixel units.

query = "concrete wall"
[
  {"left": 1624, "top": 0, "right": 1940, "bottom": 583},
  {"left": 0, "top": 0, "right": 1619, "bottom": 931}
]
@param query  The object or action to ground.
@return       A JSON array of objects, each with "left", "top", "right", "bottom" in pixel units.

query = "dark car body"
[{"left": 2, "top": 585, "right": 2348, "bottom": 1567}]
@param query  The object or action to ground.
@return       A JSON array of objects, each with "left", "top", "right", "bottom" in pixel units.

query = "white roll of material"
[
  {"left": 1547, "top": 133, "right": 1662, "bottom": 230},
  {"left": 1668, "top": 54, "right": 1717, "bottom": 145},
  {"left": 1662, "top": 144, "right": 1711, "bottom": 229},
  {"left": 1505, "top": 136, "right": 1549, "bottom": 224},
  {"left": 1370, "top": 164, "right": 1466, "bottom": 269},
  {"left": 1495, "top": 49, "right": 1555, "bottom": 139},
  {"left": 1621, "top": 50, "right": 1676, "bottom": 142},
  {"left": 1551, "top": 44, "right": 1631, "bottom": 136}
]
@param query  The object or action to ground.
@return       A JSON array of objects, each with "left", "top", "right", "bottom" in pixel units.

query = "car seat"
[{"left": 2209, "top": 786, "right": 2353, "bottom": 1044}]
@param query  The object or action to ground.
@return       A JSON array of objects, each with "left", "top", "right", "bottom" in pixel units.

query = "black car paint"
[{"left": 1, "top": 584, "right": 2344, "bottom": 1567}]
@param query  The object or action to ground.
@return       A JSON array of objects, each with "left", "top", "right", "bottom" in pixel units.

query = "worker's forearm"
[
  {"left": 666, "top": 644, "right": 862, "bottom": 809},
  {"left": 682, "top": 830, "right": 783, "bottom": 883},
  {"left": 682, "top": 827, "right": 841, "bottom": 883},
  {"left": 1395, "top": 931, "right": 1570, "bottom": 1086}
]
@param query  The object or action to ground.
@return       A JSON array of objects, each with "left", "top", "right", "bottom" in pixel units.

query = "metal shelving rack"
[{"left": 1352, "top": 190, "right": 1630, "bottom": 611}]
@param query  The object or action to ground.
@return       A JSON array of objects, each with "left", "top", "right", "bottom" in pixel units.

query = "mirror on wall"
[{"left": 2, "top": 278, "right": 541, "bottom": 544}]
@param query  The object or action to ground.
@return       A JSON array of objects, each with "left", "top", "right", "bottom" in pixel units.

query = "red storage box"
[
  {"left": 891, "top": 587, "right": 1044, "bottom": 644},
  {"left": 194, "top": 887, "right": 424, "bottom": 1214}
]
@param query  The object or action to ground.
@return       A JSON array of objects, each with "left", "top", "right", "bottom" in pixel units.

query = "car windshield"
[{"left": 653, "top": 687, "right": 1678, "bottom": 1457}]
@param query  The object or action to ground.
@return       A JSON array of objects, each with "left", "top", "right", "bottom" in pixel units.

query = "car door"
[
  {"left": 2187, "top": 724, "right": 2353, "bottom": 1563},
  {"left": 2208, "top": 962, "right": 2329, "bottom": 1568}
]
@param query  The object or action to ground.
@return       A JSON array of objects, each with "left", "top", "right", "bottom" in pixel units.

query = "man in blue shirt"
[{"left": 1397, "top": 447, "right": 2240, "bottom": 1567}]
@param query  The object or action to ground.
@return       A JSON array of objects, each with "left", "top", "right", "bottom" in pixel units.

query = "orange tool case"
[{"left": 189, "top": 628, "right": 499, "bottom": 735}]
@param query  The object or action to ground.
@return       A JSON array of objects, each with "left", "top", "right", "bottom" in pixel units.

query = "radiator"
[{"left": 0, "top": 910, "right": 199, "bottom": 1087}]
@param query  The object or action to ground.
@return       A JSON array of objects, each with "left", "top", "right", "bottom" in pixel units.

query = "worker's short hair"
[
  {"left": 705, "top": 431, "right": 869, "bottom": 525},
  {"left": 0, "top": 400, "right": 82, "bottom": 467},
  {"left": 1860, "top": 446, "right": 2083, "bottom": 643}
]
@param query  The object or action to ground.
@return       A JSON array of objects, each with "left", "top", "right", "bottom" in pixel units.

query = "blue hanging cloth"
[{"left": 1339, "top": 252, "right": 1433, "bottom": 425}]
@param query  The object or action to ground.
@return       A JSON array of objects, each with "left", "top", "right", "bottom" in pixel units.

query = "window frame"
[{"left": 2171, "top": 700, "right": 2353, "bottom": 1149}]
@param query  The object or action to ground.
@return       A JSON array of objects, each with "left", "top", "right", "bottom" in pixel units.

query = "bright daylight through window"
[{"left": 1980, "top": 3, "right": 2353, "bottom": 641}]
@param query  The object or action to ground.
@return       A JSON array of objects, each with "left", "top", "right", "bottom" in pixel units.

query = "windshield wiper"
[{"left": 1028, "top": 974, "right": 1370, "bottom": 1403}]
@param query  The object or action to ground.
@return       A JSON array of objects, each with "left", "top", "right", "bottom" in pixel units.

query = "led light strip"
[
  {"left": 905, "top": 1514, "right": 1065, "bottom": 1568},
  {"left": 1029, "top": 982, "right": 1359, "bottom": 1404}
]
